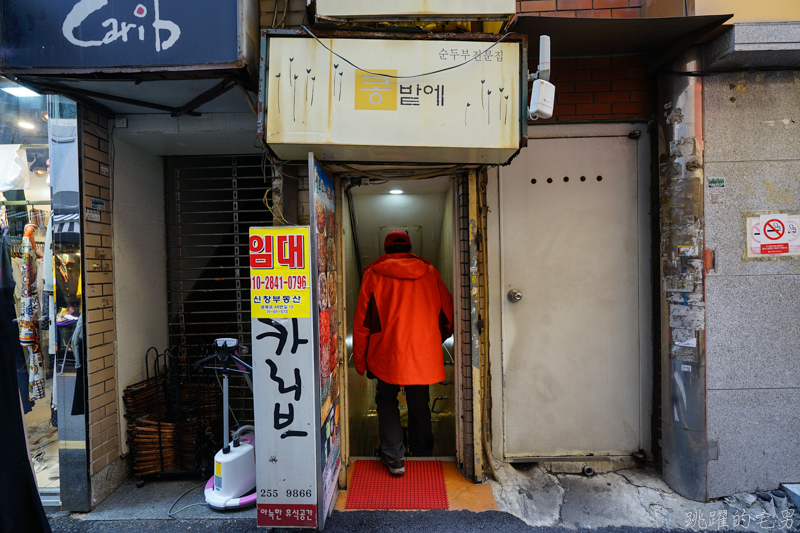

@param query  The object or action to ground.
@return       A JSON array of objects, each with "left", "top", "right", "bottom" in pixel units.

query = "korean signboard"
[
  {"left": 2, "top": 0, "right": 256, "bottom": 69},
  {"left": 251, "top": 156, "right": 340, "bottom": 529},
  {"left": 251, "top": 227, "right": 318, "bottom": 528},
  {"left": 261, "top": 33, "right": 526, "bottom": 165}
]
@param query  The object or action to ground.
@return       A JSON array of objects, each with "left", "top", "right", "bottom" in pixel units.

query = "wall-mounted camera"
[{"left": 528, "top": 35, "right": 555, "bottom": 121}]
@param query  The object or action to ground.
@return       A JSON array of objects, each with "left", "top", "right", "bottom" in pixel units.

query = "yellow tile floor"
[{"left": 334, "top": 460, "right": 498, "bottom": 512}]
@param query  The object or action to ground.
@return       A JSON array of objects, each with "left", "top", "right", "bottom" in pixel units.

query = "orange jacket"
[{"left": 353, "top": 253, "right": 454, "bottom": 385}]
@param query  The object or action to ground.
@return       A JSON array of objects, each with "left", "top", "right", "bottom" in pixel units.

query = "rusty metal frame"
[
  {"left": 18, "top": 75, "right": 245, "bottom": 118},
  {"left": 467, "top": 169, "right": 484, "bottom": 481}
]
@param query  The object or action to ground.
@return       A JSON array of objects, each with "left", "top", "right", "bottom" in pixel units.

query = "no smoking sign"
[{"left": 759, "top": 214, "right": 792, "bottom": 254}]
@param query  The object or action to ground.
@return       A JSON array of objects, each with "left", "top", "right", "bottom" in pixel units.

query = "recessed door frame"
[{"left": 338, "top": 173, "right": 466, "bottom": 481}]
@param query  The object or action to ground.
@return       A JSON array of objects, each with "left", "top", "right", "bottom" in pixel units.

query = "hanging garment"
[
  {"left": 69, "top": 314, "right": 83, "bottom": 369},
  {"left": 0, "top": 264, "right": 51, "bottom": 533},
  {"left": 1, "top": 233, "right": 33, "bottom": 413},
  {"left": 0, "top": 144, "right": 29, "bottom": 192},
  {"left": 11, "top": 256, "right": 22, "bottom": 312},
  {"left": 69, "top": 318, "right": 86, "bottom": 416},
  {"left": 43, "top": 214, "right": 55, "bottom": 356},
  {"left": 20, "top": 224, "right": 45, "bottom": 401}
]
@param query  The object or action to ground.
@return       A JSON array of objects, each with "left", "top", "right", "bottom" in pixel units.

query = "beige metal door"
[{"left": 500, "top": 126, "right": 650, "bottom": 459}]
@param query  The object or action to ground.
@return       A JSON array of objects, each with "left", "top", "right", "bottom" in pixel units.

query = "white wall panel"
[{"left": 113, "top": 139, "right": 168, "bottom": 453}]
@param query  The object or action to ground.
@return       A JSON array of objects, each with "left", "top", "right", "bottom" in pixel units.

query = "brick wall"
[
  {"left": 543, "top": 56, "right": 656, "bottom": 121},
  {"left": 82, "top": 111, "right": 119, "bottom": 477},
  {"left": 517, "top": 0, "right": 642, "bottom": 18}
]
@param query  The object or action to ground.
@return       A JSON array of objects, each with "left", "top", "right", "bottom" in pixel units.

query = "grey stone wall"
[{"left": 703, "top": 70, "right": 800, "bottom": 498}]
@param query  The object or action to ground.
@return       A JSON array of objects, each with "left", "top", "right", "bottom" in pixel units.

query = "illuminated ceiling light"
[
  {"left": 3, "top": 87, "right": 40, "bottom": 97},
  {"left": 18, "top": 121, "right": 35, "bottom": 129},
  {"left": 389, "top": 189, "right": 403, "bottom": 195}
]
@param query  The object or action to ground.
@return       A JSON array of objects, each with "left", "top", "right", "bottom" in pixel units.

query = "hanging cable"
[
  {"left": 271, "top": 0, "right": 288, "bottom": 29},
  {"left": 261, "top": 151, "right": 289, "bottom": 224},
  {"left": 338, "top": 162, "right": 466, "bottom": 181},
  {"left": 236, "top": 83, "right": 258, "bottom": 119},
  {"left": 301, "top": 25, "right": 510, "bottom": 80}
]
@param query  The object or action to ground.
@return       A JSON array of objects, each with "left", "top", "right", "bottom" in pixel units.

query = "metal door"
[{"left": 499, "top": 127, "right": 650, "bottom": 459}]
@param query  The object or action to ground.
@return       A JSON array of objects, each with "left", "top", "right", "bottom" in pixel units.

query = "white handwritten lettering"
[
  {"left": 62, "top": 0, "right": 180, "bottom": 52},
  {"left": 62, "top": 0, "right": 107, "bottom": 47},
  {"left": 101, "top": 18, "right": 138, "bottom": 44},
  {"left": 152, "top": 0, "right": 180, "bottom": 52}
]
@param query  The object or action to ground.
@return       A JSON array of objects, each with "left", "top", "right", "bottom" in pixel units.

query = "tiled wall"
[
  {"left": 82, "top": 111, "right": 119, "bottom": 477},
  {"left": 702, "top": 70, "right": 800, "bottom": 497}
]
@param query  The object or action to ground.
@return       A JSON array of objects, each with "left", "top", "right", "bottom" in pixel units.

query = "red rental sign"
[
  {"left": 250, "top": 234, "right": 306, "bottom": 269},
  {"left": 257, "top": 504, "right": 317, "bottom": 527}
]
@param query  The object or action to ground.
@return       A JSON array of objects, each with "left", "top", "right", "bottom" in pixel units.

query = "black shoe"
[{"left": 380, "top": 455, "right": 405, "bottom": 475}]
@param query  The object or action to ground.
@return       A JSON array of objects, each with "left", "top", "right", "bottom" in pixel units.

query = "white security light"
[
  {"left": 18, "top": 121, "right": 35, "bottom": 129},
  {"left": 3, "top": 87, "right": 40, "bottom": 98},
  {"left": 389, "top": 189, "right": 403, "bottom": 195}
]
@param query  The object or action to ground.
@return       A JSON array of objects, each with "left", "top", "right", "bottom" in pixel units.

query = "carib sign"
[{"left": 2, "top": 0, "right": 239, "bottom": 68}]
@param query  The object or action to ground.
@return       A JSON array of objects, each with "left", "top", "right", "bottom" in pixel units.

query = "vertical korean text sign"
[{"left": 251, "top": 227, "right": 319, "bottom": 528}]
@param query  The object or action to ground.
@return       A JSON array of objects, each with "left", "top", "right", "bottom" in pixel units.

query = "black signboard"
[{"left": 3, "top": 0, "right": 239, "bottom": 69}]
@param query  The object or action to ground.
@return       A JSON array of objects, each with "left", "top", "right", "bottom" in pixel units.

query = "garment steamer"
[{"left": 194, "top": 338, "right": 257, "bottom": 510}]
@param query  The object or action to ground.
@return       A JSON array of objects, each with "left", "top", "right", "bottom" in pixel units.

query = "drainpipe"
[{"left": 658, "top": 46, "right": 708, "bottom": 501}]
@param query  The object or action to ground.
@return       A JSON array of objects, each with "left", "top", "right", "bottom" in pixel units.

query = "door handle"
[
  {"left": 431, "top": 396, "right": 447, "bottom": 414},
  {"left": 508, "top": 289, "right": 523, "bottom": 302}
]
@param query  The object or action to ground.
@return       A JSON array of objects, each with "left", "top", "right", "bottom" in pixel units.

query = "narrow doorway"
[{"left": 342, "top": 176, "right": 458, "bottom": 460}]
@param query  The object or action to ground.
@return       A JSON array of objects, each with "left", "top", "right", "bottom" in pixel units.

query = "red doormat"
[{"left": 345, "top": 460, "right": 449, "bottom": 510}]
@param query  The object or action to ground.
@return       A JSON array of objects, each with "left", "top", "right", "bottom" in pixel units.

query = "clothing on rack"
[
  {"left": 20, "top": 224, "right": 45, "bottom": 401},
  {"left": 1, "top": 229, "right": 33, "bottom": 413},
  {"left": 0, "top": 287, "right": 51, "bottom": 533},
  {"left": 69, "top": 315, "right": 83, "bottom": 369},
  {"left": 43, "top": 215, "right": 55, "bottom": 354}
]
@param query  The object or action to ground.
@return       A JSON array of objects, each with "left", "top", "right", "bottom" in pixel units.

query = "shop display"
[{"left": 20, "top": 223, "right": 45, "bottom": 401}]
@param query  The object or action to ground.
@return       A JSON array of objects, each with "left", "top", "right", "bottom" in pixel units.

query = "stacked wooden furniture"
[{"left": 123, "top": 358, "right": 221, "bottom": 478}]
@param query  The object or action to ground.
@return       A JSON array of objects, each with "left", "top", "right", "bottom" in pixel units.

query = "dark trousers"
[{"left": 375, "top": 379, "right": 434, "bottom": 462}]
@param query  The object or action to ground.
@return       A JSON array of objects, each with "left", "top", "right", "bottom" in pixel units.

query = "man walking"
[{"left": 353, "top": 230, "right": 453, "bottom": 475}]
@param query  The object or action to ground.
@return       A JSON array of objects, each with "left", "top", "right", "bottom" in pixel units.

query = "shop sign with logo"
[
  {"left": 261, "top": 34, "right": 526, "bottom": 165},
  {"left": 251, "top": 226, "right": 318, "bottom": 528},
  {"left": 3, "top": 0, "right": 247, "bottom": 69}
]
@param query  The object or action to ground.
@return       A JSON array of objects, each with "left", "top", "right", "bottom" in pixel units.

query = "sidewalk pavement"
[
  {"left": 489, "top": 459, "right": 798, "bottom": 531},
  {"left": 47, "top": 459, "right": 798, "bottom": 532}
]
